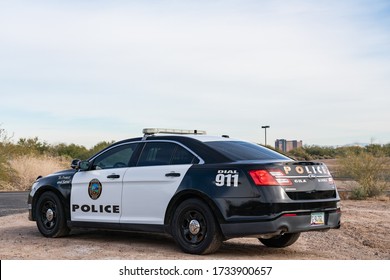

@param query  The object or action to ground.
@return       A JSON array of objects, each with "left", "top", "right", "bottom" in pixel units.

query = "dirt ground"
[{"left": 0, "top": 199, "right": 389, "bottom": 260}]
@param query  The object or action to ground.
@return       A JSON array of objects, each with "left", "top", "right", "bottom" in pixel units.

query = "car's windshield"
[{"left": 204, "top": 141, "right": 291, "bottom": 161}]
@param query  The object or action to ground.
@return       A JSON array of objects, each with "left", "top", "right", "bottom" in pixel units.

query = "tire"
[
  {"left": 171, "top": 199, "right": 222, "bottom": 255},
  {"left": 35, "top": 192, "right": 70, "bottom": 238},
  {"left": 259, "top": 232, "right": 300, "bottom": 248}
]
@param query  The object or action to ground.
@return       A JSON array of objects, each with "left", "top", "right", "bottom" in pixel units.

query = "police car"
[{"left": 28, "top": 128, "right": 341, "bottom": 255}]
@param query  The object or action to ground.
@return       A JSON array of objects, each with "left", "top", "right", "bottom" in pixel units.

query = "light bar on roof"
[{"left": 142, "top": 128, "right": 207, "bottom": 135}]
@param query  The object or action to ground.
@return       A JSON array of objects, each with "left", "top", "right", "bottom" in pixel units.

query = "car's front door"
[{"left": 71, "top": 143, "right": 138, "bottom": 223}]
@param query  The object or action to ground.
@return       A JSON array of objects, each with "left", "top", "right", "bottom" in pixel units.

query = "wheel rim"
[
  {"left": 179, "top": 210, "right": 207, "bottom": 245},
  {"left": 39, "top": 200, "right": 57, "bottom": 230}
]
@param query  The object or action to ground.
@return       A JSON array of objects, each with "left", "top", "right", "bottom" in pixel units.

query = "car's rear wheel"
[
  {"left": 171, "top": 199, "right": 222, "bottom": 255},
  {"left": 35, "top": 192, "right": 70, "bottom": 237},
  {"left": 259, "top": 232, "right": 300, "bottom": 248}
]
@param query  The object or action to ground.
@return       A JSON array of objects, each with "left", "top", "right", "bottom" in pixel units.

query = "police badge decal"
[{"left": 88, "top": 179, "right": 102, "bottom": 200}]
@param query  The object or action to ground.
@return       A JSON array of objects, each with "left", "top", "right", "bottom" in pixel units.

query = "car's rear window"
[{"left": 204, "top": 141, "right": 291, "bottom": 161}]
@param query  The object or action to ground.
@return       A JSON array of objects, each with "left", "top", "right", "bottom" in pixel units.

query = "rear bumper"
[{"left": 220, "top": 210, "right": 341, "bottom": 239}]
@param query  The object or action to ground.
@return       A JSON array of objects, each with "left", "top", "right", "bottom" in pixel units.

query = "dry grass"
[{"left": 7, "top": 155, "right": 69, "bottom": 191}]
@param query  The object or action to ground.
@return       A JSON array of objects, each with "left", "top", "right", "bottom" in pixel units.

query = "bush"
[
  {"left": 50, "top": 143, "right": 90, "bottom": 160},
  {"left": 89, "top": 141, "right": 115, "bottom": 157},
  {"left": 287, "top": 147, "right": 312, "bottom": 160},
  {"left": 0, "top": 128, "right": 15, "bottom": 190},
  {"left": 337, "top": 150, "right": 390, "bottom": 199},
  {"left": 16, "top": 137, "right": 50, "bottom": 155}
]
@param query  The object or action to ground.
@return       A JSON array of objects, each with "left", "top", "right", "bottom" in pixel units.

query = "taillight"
[{"left": 248, "top": 169, "right": 292, "bottom": 186}]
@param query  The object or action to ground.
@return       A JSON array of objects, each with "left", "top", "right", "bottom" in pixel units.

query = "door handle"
[
  {"left": 165, "top": 172, "right": 181, "bottom": 177},
  {"left": 107, "top": 174, "right": 120, "bottom": 179}
]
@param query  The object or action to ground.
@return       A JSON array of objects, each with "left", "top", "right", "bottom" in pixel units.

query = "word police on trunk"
[{"left": 283, "top": 165, "right": 330, "bottom": 175}]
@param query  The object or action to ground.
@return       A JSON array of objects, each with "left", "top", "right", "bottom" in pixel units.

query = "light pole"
[{"left": 261, "top": 125, "right": 270, "bottom": 146}]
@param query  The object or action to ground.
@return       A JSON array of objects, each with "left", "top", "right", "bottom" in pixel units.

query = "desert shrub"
[
  {"left": 302, "top": 145, "right": 337, "bottom": 159},
  {"left": 9, "top": 155, "right": 69, "bottom": 191},
  {"left": 0, "top": 154, "right": 15, "bottom": 191},
  {"left": 287, "top": 147, "right": 313, "bottom": 160},
  {"left": 337, "top": 150, "right": 389, "bottom": 199},
  {"left": 88, "top": 141, "right": 115, "bottom": 158},
  {"left": 50, "top": 143, "right": 90, "bottom": 160},
  {"left": 0, "top": 127, "right": 15, "bottom": 190},
  {"left": 383, "top": 143, "right": 390, "bottom": 156},
  {"left": 16, "top": 137, "right": 50, "bottom": 155}
]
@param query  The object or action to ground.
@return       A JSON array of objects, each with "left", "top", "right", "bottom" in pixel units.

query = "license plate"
[{"left": 311, "top": 212, "right": 325, "bottom": 226}]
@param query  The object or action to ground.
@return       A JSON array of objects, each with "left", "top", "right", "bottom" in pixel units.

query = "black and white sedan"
[{"left": 28, "top": 128, "right": 341, "bottom": 254}]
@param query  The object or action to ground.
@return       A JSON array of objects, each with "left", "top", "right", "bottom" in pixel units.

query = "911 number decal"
[{"left": 215, "top": 170, "right": 239, "bottom": 187}]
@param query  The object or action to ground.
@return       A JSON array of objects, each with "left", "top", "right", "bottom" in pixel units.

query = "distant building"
[{"left": 275, "top": 139, "right": 303, "bottom": 152}]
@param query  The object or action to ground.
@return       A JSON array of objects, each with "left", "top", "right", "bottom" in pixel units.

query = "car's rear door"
[{"left": 120, "top": 141, "right": 199, "bottom": 225}]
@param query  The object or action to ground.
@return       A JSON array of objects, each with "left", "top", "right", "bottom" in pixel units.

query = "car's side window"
[
  {"left": 172, "top": 145, "right": 200, "bottom": 164},
  {"left": 137, "top": 142, "right": 175, "bottom": 166},
  {"left": 137, "top": 142, "right": 199, "bottom": 166},
  {"left": 92, "top": 143, "right": 138, "bottom": 170}
]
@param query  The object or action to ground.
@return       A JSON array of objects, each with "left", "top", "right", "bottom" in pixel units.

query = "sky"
[{"left": 0, "top": 0, "right": 389, "bottom": 148}]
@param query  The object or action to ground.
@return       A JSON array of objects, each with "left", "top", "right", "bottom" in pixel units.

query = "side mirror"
[
  {"left": 79, "top": 161, "right": 91, "bottom": 171},
  {"left": 71, "top": 159, "right": 80, "bottom": 169},
  {"left": 71, "top": 159, "right": 91, "bottom": 171}
]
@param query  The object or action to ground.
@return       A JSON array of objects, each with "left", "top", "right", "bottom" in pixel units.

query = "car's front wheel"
[
  {"left": 171, "top": 199, "right": 222, "bottom": 255},
  {"left": 259, "top": 232, "right": 300, "bottom": 248},
  {"left": 35, "top": 192, "right": 70, "bottom": 238}
]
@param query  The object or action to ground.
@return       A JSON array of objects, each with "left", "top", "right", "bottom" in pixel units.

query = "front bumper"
[
  {"left": 28, "top": 206, "right": 34, "bottom": 221},
  {"left": 220, "top": 210, "right": 341, "bottom": 239}
]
